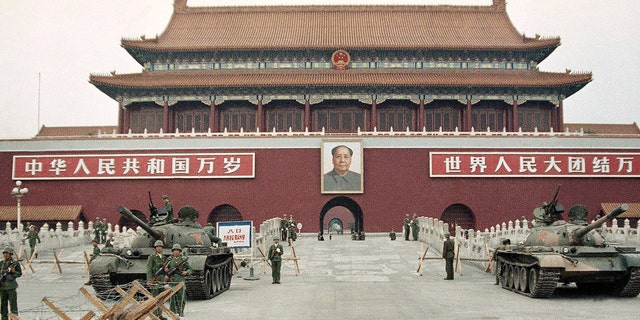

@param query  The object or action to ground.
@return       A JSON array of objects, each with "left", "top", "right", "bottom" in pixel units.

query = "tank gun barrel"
[
  {"left": 574, "top": 204, "right": 628, "bottom": 239},
  {"left": 118, "top": 205, "right": 163, "bottom": 240}
]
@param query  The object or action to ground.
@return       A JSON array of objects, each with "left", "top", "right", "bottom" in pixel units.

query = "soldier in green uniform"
[
  {"left": 165, "top": 244, "right": 191, "bottom": 317},
  {"left": 287, "top": 215, "right": 297, "bottom": 245},
  {"left": 442, "top": 233, "right": 455, "bottom": 280},
  {"left": 403, "top": 214, "right": 410, "bottom": 241},
  {"left": 146, "top": 240, "right": 166, "bottom": 319},
  {"left": 411, "top": 214, "right": 419, "bottom": 241},
  {"left": 267, "top": 237, "right": 283, "bottom": 284},
  {"left": 24, "top": 225, "right": 40, "bottom": 258},
  {"left": 93, "top": 217, "right": 102, "bottom": 243},
  {"left": 162, "top": 195, "right": 174, "bottom": 221},
  {"left": 0, "top": 246, "right": 21, "bottom": 320},
  {"left": 89, "top": 239, "right": 100, "bottom": 262},
  {"left": 100, "top": 218, "right": 108, "bottom": 244},
  {"left": 104, "top": 233, "right": 114, "bottom": 248}
]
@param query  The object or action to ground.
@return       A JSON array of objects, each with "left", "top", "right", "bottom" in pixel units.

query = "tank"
[
  {"left": 89, "top": 205, "right": 233, "bottom": 300},
  {"left": 495, "top": 187, "right": 640, "bottom": 298}
]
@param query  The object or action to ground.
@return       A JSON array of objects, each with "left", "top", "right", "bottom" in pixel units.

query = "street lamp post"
[{"left": 11, "top": 180, "right": 28, "bottom": 234}]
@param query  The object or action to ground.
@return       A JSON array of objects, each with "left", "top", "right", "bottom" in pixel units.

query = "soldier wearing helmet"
[
  {"left": 0, "top": 246, "right": 21, "bottom": 320},
  {"left": 166, "top": 243, "right": 191, "bottom": 317},
  {"left": 146, "top": 240, "right": 166, "bottom": 318}
]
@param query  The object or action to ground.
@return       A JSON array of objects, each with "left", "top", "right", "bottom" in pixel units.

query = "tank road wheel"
[
  {"left": 513, "top": 266, "right": 521, "bottom": 291},
  {"left": 519, "top": 267, "right": 529, "bottom": 293},
  {"left": 494, "top": 262, "right": 502, "bottom": 285},
  {"left": 90, "top": 273, "right": 116, "bottom": 301},
  {"left": 507, "top": 265, "right": 516, "bottom": 289},
  {"left": 528, "top": 268, "right": 538, "bottom": 295},
  {"left": 204, "top": 269, "right": 213, "bottom": 297}
]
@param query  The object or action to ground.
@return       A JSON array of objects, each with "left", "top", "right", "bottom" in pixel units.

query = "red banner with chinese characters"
[
  {"left": 12, "top": 153, "right": 255, "bottom": 180},
  {"left": 430, "top": 152, "right": 640, "bottom": 177}
]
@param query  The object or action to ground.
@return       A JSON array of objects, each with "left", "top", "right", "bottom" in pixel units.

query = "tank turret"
[
  {"left": 118, "top": 205, "right": 163, "bottom": 240},
  {"left": 494, "top": 187, "right": 640, "bottom": 298}
]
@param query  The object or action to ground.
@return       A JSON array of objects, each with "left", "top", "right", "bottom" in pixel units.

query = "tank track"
[
  {"left": 90, "top": 273, "right": 116, "bottom": 300},
  {"left": 612, "top": 267, "right": 640, "bottom": 297},
  {"left": 528, "top": 268, "right": 561, "bottom": 298},
  {"left": 497, "top": 259, "right": 560, "bottom": 298},
  {"left": 185, "top": 254, "right": 234, "bottom": 300}
]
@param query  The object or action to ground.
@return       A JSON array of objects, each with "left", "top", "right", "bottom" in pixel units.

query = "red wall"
[{"left": 1, "top": 147, "right": 639, "bottom": 233}]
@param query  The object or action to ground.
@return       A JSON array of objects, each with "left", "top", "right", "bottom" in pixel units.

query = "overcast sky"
[{"left": 1, "top": 0, "right": 638, "bottom": 138}]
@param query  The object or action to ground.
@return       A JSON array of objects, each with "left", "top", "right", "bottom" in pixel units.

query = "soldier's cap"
[
  {"left": 273, "top": 236, "right": 280, "bottom": 240},
  {"left": 2, "top": 246, "right": 13, "bottom": 254},
  {"left": 444, "top": 232, "right": 450, "bottom": 238},
  {"left": 206, "top": 222, "right": 213, "bottom": 226},
  {"left": 29, "top": 225, "right": 35, "bottom": 230},
  {"left": 172, "top": 244, "right": 182, "bottom": 251},
  {"left": 162, "top": 195, "right": 169, "bottom": 199},
  {"left": 154, "top": 240, "right": 164, "bottom": 247},
  {"left": 92, "top": 239, "right": 98, "bottom": 243}
]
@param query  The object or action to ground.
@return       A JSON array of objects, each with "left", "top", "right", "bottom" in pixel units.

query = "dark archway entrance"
[
  {"left": 319, "top": 196, "right": 364, "bottom": 239},
  {"left": 440, "top": 203, "right": 475, "bottom": 234},
  {"left": 207, "top": 204, "right": 242, "bottom": 226}
]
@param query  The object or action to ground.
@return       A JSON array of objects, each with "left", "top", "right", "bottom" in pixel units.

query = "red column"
[
  {"left": 257, "top": 99, "right": 263, "bottom": 132},
  {"left": 304, "top": 99, "right": 311, "bottom": 130},
  {"left": 557, "top": 99, "right": 564, "bottom": 132},
  {"left": 418, "top": 99, "right": 425, "bottom": 130},
  {"left": 209, "top": 100, "right": 217, "bottom": 133},
  {"left": 465, "top": 99, "right": 472, "bottom": 131},
  {"left": 371, "top": 99, "right": 377, "bottom": 131},
  {"left": 117, "top": 102, "right": 124, "bottom": 134},
  {"left": 512, "top": 100, "right": 519, "bottom": 132},
  {"left": 163, "top": 101, "right": 169, "bottom": 133}
]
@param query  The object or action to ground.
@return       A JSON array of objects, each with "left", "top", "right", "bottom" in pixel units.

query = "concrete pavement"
[{"left": 12, "top": 233, "right": 640, "bottom": 319}]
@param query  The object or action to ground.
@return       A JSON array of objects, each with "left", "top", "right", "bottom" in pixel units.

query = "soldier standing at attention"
[
  {"left": 0, "top": 246, "right": 21, "bottom": 320},
  {"left": 24, "top": 225, "right": 40, "bottom": 258},
  {"left": 267, "top": 237, "right": 284, "bottom": 284},
  {"left": 403, "top": 214, "right": 410, "bottom": 241},
  {"left": 147, "top": 240, "right": 166, "bottom": 319},
  {"left": 442, "top": 233, "right": 455, "bottom": 280},
  {"left": 165, "top": 244, "right": 191, "bottom": 317},
  {"left": 162, "top": 195, "right": 174, "bottom": 221},
  {"left": 411, "top": 214, "right": 419, "bottom": 241},
  {"left": 93, "top": 217, "right": 102, "bottom": 243},
  {"left": 104, "top": 233, "right": 115, "bottom": 248},
  {"left": 100, "top": 218, "right": 108, "bottom": 244}
]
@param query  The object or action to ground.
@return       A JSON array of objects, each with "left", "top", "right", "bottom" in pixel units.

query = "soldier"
[
  {"left": 165, "top": 244, "right": 191, "bottom": 317},
  {"left": 411, "top": 214, "right": 419, "bottom": 241},
  {"left": 281, "top": 214, "right": 289, "bottom": 242},
  {"left": 442, "top": 233, "right": 455, "bottom": 280},
  {"left": 147, "top": 240, "right": 166, "bottom": 319},
  {"left": 104, "top": 233, "right": 115, "bottom": 248},
  {"left": 100, "top": 218, "right": 108, "bottom": 244},
  {"left": 287, "top": 215, "right": 297, "bottom": 245},
  {"left": 93, "top": 217, "right": 102, "bottom": 243},
  {"left": 204, "top": 223, "right": 215, "bottom": 240},
  {"left": 267, "top": 237, "right": 283, "bottom": 284},
  {"left": 24, "top": 225, "right": 40, "bottom": 258},
  {"left": 0, "top": 246, "right": 21, "bottom": 320},
  {"left": 89, "top": 239, "right": 100, "bottom": 262},
  {"left": 162, "top": 195, "right": 174, "bottom": 221},
  {"left": 403, "top": 214, "right": 410, "bottom": 241}
]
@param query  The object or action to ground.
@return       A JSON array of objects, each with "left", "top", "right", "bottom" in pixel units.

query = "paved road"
[{"left": 13, "top": 233, "right": 639, "bottom": 319}]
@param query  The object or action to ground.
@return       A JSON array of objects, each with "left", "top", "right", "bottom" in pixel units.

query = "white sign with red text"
[
  {"left": 12, "top": 153, "right": 255, "bottom": 180},
  {"left": 217, "top": 221, "right": 253, "bottom": 248},
  {"left": 430, "top": 152, "right": 640, "bottom": 177}
]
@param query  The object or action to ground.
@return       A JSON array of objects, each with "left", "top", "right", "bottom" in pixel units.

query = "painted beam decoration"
[
  {"left": 12, "top": 153, "right": 255, "bottom": 180},
  {"left": 430, "top": 152, "right": 640, "bottom": 177}
]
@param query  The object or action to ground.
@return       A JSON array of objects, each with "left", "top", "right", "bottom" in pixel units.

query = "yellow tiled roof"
[{"left": 122, "top": 3, "right": 558, "bottom": 51}]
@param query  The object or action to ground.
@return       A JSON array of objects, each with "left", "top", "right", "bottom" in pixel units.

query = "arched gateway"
[{"left": 319, "top": 196, "right": 364, "bottom": 239}]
